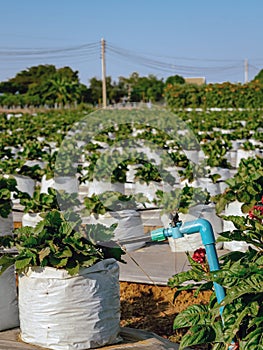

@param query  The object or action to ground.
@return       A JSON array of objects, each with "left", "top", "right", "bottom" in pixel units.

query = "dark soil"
[{"left": 120, "top": 281, "right": 212, "bottom": 349}]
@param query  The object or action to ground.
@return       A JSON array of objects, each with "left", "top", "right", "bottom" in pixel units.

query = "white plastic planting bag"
[
  {"left": 0, "top": 264, "right": 20, "bottom": 331},
  {"left": 168, "top": 233, "right": 203, "bottom": 252},
  {"left": 18, "top": 259, "right": 121, "bottom": 350},
  {"left": 82, "top": 210, "right": 146, "bottom": 251}
]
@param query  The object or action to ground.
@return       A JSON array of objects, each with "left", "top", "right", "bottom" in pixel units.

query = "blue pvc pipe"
[
  {"left": 151, "top": 218, "right": 232, "bottom": 347},
  {"left": 151, "top": 218, "right": 226, "bottom": 312},
  {"left": 177, "top": 219, "right": 226, "bottom": 311},
  {"left": 178, "top": 218, "right": 215, "bottom": 245},
  {"left": 205, "top": 244, "right": 226, "bottom": 309}
]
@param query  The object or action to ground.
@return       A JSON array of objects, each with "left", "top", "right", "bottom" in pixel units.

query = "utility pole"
[
  {"left": 101, "top": 38, "right": 107, "bottom": 108},
  {"left": 244, "top": 59, "right": 249, "bottom": 83}
]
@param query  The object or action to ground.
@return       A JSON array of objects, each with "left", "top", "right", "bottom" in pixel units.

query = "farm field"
[{"left": 0, "top": 106, "right": 262, "bottom": 349}]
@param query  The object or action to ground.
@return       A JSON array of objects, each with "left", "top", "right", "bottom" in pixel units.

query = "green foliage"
[
  {"left": 18, "top": 186, "right": 81, "bottom": 213},
  {"left": 82, "top": 191, "right": 148, "bottom": 216},
  {"left": 1, "top": 63, "right": 263, "bottom": 107},
  {"left": 134, "top": 161, "right": 163, "bottom": 184},
  {"left": 54, "top": 139, "right": 83, "bottom": 177},
  {"left": 213, "top": 156, "right": 263, "bottom": 214},
  {"left": 202, "top": 138, "right": 232, "bottom": 168},
  {"left": 0, "top": 176, "right": 19, "bottom": 218},
  {"left": 168, "top": 212, "right": 263, "bottom": 349},
  {"left": 0, "top": 158, "right": 44, "bottom": 182},
  {"left": 17, "top": 140, "right": 50, "bottom": 160},
  {"left": 0, "top": 210, "right": 125, "bottom": 276},
  {"left": 165, "top": 75, "right": 185, "bottom": 85},
  {"left": 153, "top": 184, "right": 210, "bottom": 215},
  {"left": 0, "top": 64, "right": 88, "bottom": 107},
  {"left": 252, "top": 68, "right": 263, "bottom": 84},
  {"left": 164, "top": 80, "right": 263, "bottom": 109},
  {"left": 82, "top": 150, "right": 128, "bottom": 183}
]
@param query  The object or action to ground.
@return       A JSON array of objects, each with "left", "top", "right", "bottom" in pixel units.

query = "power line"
[
  {"left": 106, "top": 42, "right": 249, "bottom": 78},
  {"left": 0, "top": 42, "right": 100, "bottom": 56},
  {"left": 0, "top": 40, "right": 262, "bottom": 81}
]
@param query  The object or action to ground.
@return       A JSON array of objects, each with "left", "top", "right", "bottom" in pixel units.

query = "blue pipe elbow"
[{"left": 179, "top": 218, "right": 216, "bottom": 245}]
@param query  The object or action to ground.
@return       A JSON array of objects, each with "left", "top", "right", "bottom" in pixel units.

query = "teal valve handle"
[{"left": 151, "top": 227, "right": 167, "bottom": 242}]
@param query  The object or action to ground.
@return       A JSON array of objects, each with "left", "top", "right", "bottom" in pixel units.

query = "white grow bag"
[
  {"left": 82, "top": 210, "right": 146, "bottom": 251},
  {"left": 0, "top": 264, "right": 20, "bottom": 331},
  {"left": 18, "top": 259, "right": 121, "bottom": 350},
  {"left": 41, "top": 175, "right": 79, "bottom": 194},
  {"left": 22, "top": 212, "right": 43, "bottom": 227}
]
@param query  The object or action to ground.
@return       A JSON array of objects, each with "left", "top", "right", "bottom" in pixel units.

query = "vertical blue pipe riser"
[
  {"left": 151, "top": 218, "right": 234, "bottom": 349},
  {"left": 179, "top": 219, "right": 226, "bottom": 308},
  {"left": 151, "top": 218, "right": 226, "bottom": 307}
]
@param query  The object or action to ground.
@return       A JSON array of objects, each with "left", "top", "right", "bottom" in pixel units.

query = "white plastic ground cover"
[
  {"left": 0, "top": 213, "right": 14, "bottom": 235},
  {"left": 18, "top": 259, "right": 121, "bottom": 350},
  {"left": 0, "top": 264, "right": 20, "bottom": 331}
]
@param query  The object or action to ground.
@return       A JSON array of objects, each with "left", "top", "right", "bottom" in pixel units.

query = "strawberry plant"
[
  {"left": 0, "top": 158, "right": 44, "bottom": 182},
  {"left": 202, "top": 138, "right": 232, "bottom": 168},
  {"left": 17, "top": 186, "right": 81, "bottom": 213},
  {"left": 153, "top": 184, "right": 210, "bottom": 215},
  {"left": 82, "top": 151, "right": 128, "bottom": 184},
  {"left": 0, "top": 209, "right": 125, "bottom": 276},
  {"left": 54, "top": 139, "right": 83, "bottom": 178},
  {"left": 82, "top": 191, "right": 148, "bottom": 217},
  {"left": 0, "top": 175, "right": 19, "bottom": 218}
]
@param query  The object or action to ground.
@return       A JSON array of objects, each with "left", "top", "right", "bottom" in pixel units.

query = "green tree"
[
  {"left": 109, "top": 78, "right": 128, "bottom": 103},
  {"left": 8, "top": 65, "right": 57, "bottom": 94},
  {"left": 43, "top": 76, "right": 81, "bottom": 107},
  {"left": 165, "top": 75, "right": 185, "bottom": 86},
  {"left": 124, "top": 73, "right": 164, "bottom": 102},
  {"left": 252, "top": 68, "right": 263, "bottom": 84},
  {"left": 89, "top": 77, "right": 103, "bottom": 105}
]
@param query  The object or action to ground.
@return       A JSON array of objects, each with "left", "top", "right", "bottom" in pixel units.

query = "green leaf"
[
  {"left": 54, "top": 257, "right": 68, "bottom": 268},
  {"left": 66, "top": 263, "right": 80, "bottom": 276},
  {"left": 242, "top": 326, "right": 263, "bottom": 349},
  {"left": 0, "top": 255, "right": 15, "bottom": 275},
  {"left": 85, "top": 223, "right": 117, "bottom": 244},
  {"left": 179, "top": 324, "right": 218, "bottom": 349},
  {"left": 223, "top": 302, "right": 260, "bottom": 344},
  {"left": 173, "top": 304, "right": 211, "bottom": 330},
  {"left": 54, "top": 246, "right": 72, "bottom": 258},
  {"left": 15, "top": 257, "right": 33, "bottom": 271},
  {"left": 220, "top": 275, "right": 263, "bottom": 306},
  {"left": 60, "top": 221, "right": 74, "bottom": 236},
  {"left": 38, "top": 247, "right": 51, "bottom": 263}
]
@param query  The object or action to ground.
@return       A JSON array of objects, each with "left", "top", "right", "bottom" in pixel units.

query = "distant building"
[{"left": 184, "top": 77, "right": 206, "bottom": 85}]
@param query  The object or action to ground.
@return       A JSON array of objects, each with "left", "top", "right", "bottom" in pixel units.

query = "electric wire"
[
  {"left": 0, "top": 40, "right": 263, "bottom": 80},
  {"left": 0, "top": 42, "right": 100, "bottom": 56},
  {"left": 106, "top": 42, "right": 244, "bottom": 75}
]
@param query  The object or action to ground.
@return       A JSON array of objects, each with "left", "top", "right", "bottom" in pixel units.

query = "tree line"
[{"left": 0, "top": 64, "right": 262, "bottom": 108}]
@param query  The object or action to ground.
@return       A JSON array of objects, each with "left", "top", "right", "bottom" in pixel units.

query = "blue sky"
[{"left": 1, "top": 0, "right": 263, "bottom": 85}]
